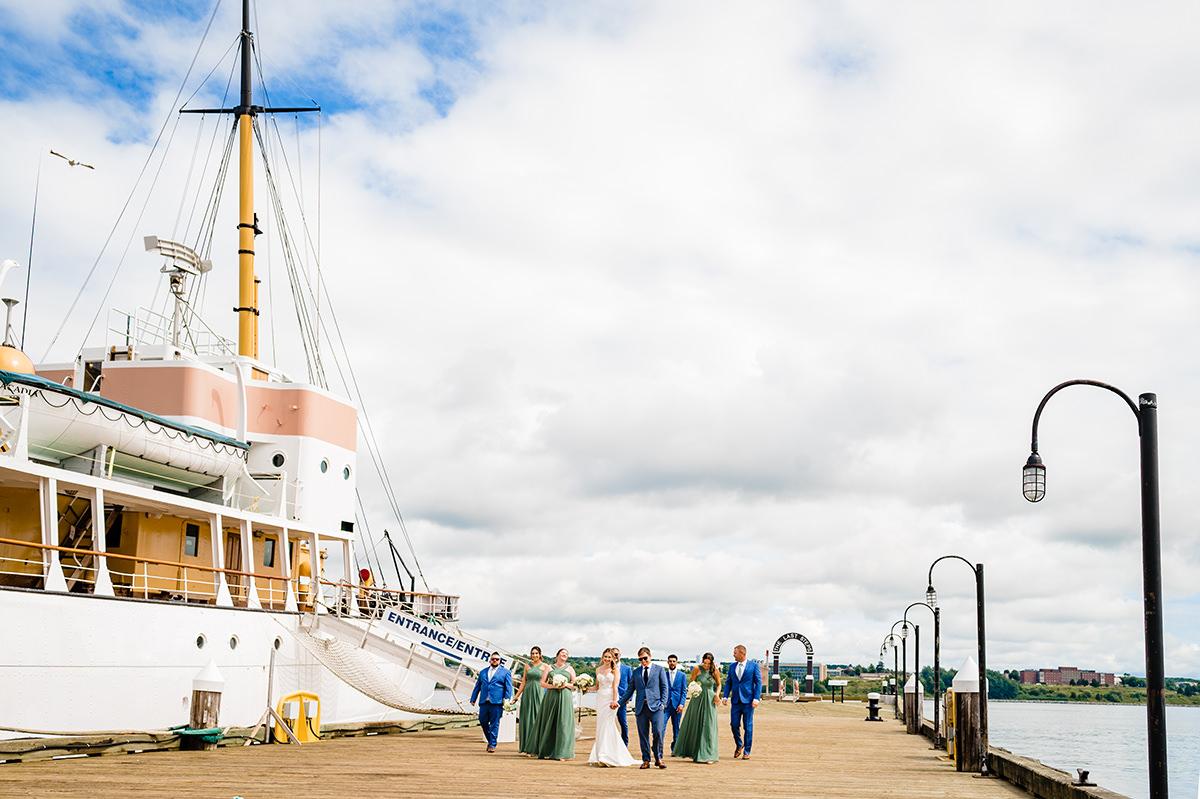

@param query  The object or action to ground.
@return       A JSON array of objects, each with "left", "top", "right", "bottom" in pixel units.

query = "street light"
[
  {"left": 881, "top": 633, "right": 900, "bottom": 720},
  {"left": 1023, "top": 379, "right": 1167, "bottom": 799},
  {"left": 928, "top": 554, "right": 988, "bottom": 776},
  {"left": 890, "top": 619, "right": 908, "bottom": 722},
  {"left": 905, "top": 601, "right": 940, "bottom": 747}
]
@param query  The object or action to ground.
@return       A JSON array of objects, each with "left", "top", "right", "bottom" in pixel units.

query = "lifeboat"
[{"left": 0, "top": 369, "right": 247, "bottom": 489}]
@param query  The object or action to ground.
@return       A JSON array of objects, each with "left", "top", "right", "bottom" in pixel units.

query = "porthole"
[
  {"left": 195, "top": 634, "right": 206, "bottom": 650},
  {"left": 273, "top": 636, "right": 283, "bottom": 651},
  {"left": 319, "top": 459, "right": 329, "bottom": 474},
  {"left": 229, "top": 635, "right": 239, "bottom": 650},
  {"left": 342, "top": 465, "right": 351, "bottom": 481},
  {"left": 272, "top": 452, "right": 286, "bottom": 468}
]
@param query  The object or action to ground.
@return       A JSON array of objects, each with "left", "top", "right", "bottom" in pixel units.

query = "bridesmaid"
[
  {"left": 513, "top": 646, "right": 548, "bottom": 755},
  {"left": 673, "top": 651, "right": 721, "bottom": 764},
  {"left": 532, "top": 647, "right": 577, "bottom": 760}
]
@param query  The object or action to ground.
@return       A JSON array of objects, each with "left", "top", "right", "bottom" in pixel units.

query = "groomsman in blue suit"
[
  {"left": 613, "top": 646, "right": 632, "bottom": 745},
  {"left": 664, "top": 654, "right": 687, "bottom": 754},
  {"left": 619, "top": 646, "right": 671, "bottom": 768},
  {"left": 721, "top": 644, "right": 762, "bottom": 759},
  {"left": 470, "top": 652, "right": 513, "bottom": 753}
]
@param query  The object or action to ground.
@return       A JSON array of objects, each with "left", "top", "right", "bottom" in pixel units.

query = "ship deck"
[{"left": 1, "top": 702, "right": 1035, "bottom": 798}]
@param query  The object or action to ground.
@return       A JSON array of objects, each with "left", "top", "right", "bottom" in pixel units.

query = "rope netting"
[{"left": 292, "top": 627, "right": 472, "bottom": 717}]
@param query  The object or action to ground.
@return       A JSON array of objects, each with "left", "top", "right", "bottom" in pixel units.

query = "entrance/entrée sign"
[{"left": 378, "top": 607, "right": 507, "bottom": 670}]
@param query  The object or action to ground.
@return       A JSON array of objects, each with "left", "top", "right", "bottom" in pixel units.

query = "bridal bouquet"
[
  {"left": 551, "top": 673, "right": 569, "bottom": 689},
  {"left": 503, "top": 700, "right": 518, "bottom": 712},
  {"left": 686, "top": 681, "right": 703, "bottom": 699},
  {"left": 574, "top": 674, "right": 594, "bottom": 690}
]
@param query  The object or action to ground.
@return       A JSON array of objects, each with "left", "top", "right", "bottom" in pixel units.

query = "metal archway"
[{"left": 772, "top": 632, "right": 815, "bottom": 695}]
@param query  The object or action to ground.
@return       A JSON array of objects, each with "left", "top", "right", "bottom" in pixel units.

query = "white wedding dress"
[{"left": 588, "top": 671, "right": 638, "bottom": 767}]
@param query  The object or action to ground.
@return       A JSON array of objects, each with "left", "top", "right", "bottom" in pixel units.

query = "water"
[{"left": 924, "top": 700, "right": 1199, "bottom": 799}]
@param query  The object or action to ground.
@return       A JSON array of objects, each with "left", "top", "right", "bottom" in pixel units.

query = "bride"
[{"left": 587, "top": 648, "right": 637, "bottom": 767}]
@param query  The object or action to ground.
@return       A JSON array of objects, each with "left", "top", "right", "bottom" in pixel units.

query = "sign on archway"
[{"left": 772, "top": 632, "right": 815, "bottom": 696}]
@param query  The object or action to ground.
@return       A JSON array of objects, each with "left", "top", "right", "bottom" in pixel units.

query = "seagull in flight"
[{"left": 49, "top": 149, "right": 95, "bottom": 169}]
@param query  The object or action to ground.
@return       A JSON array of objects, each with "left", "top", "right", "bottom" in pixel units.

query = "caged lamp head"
[
  {"left": 899, "top": 623, "right": 909, "bottom": 640},
  {"left": 925, "top": 585, "right": 937, "bottom": 608},
  {"left": 1022, "top": 452, "right": 1046, "bottom": 502}
]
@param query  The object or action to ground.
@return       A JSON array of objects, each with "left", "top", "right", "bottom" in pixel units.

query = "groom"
[{"left": 619, "top": 646, "right": 670, "bottom": 769}]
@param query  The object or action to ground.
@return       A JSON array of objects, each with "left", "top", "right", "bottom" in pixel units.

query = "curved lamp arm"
[
  {"left": 1030, "top": 379, "right": 1140, "bottom": 454},
  {"left": 903, "top": 600, "right": 935, "bottom": 624},
  {"left": 927, "top": 554, "right": 977, "bottom": 601}
]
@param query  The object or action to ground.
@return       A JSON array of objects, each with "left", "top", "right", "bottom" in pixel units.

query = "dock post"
[
  {"left": 183, "top": 661, "right": 224, "bottom": 751},
  {"left": 951, "top": 656, "right": 982, "bottom": 772},
  {"left": 903, "top": 673, "right": 923, "bottom": 734}
]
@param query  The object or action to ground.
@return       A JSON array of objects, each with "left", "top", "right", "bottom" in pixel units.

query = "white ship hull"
[{"left": 0, "top": 588, "right": 438, "bottom": 738}]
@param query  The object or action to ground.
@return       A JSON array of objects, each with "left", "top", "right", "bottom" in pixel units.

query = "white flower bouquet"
[
  {"left": 574, "top": 674, "right": 594, "bottom": 690},
  {"left": 551, "top": 673, "right": 569, "bottom": 688},
  {"left": 686, "top": 681, "right": 703, "bottom": 699},
  {"left": 503, "top": 699, "right": 518, "bottom": 712}
]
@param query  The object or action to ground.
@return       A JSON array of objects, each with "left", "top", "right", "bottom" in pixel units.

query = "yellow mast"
[
  {"left": 237, "top": 112, "right": 256, "bottom": 358},
  {"left": 182, "top": 0, "right": 317, "bottom": 370}
]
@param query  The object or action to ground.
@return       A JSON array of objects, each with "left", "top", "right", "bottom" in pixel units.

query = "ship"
[{"left": 0, "top": 1, "right": 517, "bottom": 742}]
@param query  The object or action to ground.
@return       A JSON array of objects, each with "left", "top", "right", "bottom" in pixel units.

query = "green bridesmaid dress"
[
  {"left": 673, "top": 671, "right": 719, "bottom": 762},
  {"left": 533, "top": 666, "right": 576, "bottom": 760},
  {"left": 518, "top": 664, "right": 546, "bottom": 754}
]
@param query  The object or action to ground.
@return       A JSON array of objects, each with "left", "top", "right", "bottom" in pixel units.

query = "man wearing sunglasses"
[
  {"left": 470, "top": 652, "right": 513, "bottom": 753},
  {"left": 618, "top": 647, "right": 670, "bottom": 769}
]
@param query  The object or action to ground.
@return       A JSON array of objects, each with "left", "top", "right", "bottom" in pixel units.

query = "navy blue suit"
[
  {"left": 470, "top": 665, "right": 513, "bottom": 748},
  {"left": 722, "top": 659, "right": 761, "bottom": 755},
  {"left": 620, "top": 663, "right": 670, "bottom": 763},
  {"left": 663, "top": 667, "right": 687, "bottom": 752},
  {"left": 616, "top": 662, "right": 632, "bottom": 745}
]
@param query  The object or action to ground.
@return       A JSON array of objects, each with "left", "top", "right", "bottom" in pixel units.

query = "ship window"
[
  {"left": 319, "top": 459, "right": 329, "bottom": 474},
  {"left": 263, "top": 538, "right": 276, "bottom": 568},
  {"left": 229, "top": 635, "right": 239, "bottom": 650},
  {"left": 196, "top": 634, "right": 206, "bottom": 650},
  {"left": 184, "top": 523, "right": 200, "bottom": 557},
  {"left": 342, "top": 466, "right": 351, "bottom": 481},
  {"left": 272, "top": 452, "right": 286, "bottom": 468}
]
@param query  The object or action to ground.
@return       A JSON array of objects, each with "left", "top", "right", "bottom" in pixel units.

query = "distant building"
[{"left": 1021, "top": 666, "right": 1114, "bottom": 686}]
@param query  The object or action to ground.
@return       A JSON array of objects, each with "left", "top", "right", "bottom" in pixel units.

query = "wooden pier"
[{"left": 1, "top": 702, "right": 1034, "bottom": 798}]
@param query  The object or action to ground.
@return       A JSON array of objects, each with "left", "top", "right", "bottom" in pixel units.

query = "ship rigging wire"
[
  {"left": 36, "top": 0, "right": 433, "bottom": 593},
  {"left": 41, "top": 0, "right": 225, "bottom": 362}
]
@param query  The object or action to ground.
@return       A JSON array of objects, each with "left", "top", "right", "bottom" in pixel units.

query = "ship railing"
[
  {"left": 317, "top": 577, "right": 460, "bottom": 623},
  {"left": 108, "top": 307, "right": 236, "bottom": 358},
  {"left": 0, "top": 536, "right": 296, "bottom": 610}
]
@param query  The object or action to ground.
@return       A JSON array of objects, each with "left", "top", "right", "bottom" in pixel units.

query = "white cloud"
[{"left": 3, "top": 1, "right": 1199, "bottom": 677}]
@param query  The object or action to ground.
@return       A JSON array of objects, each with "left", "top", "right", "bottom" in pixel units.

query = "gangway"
[{"left": 295, "top": 602, "right": 527, "bottom": 715}]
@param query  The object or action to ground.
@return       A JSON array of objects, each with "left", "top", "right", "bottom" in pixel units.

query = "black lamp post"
[
  {"left": 891, "top": 619, "right": 909, "bottom": 721},
  {"left": 928, "top": 555, "right": 988, "bottom": 775},
  {"left": 905, "top": 601, "right": 940, "bottom": 747},
  {"left": 1023, "top": 379, "right": 1167, "bottom": 799},
  {"left": 881, "top": 633, "right": 900, "bottom": 719}
]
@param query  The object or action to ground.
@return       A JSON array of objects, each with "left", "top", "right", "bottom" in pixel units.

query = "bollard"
[
  {"left": 952, "top": 656, "right": 983, "bottom": 772},
  {"left": 864, "top": 691, "right": 883, "bottom": 722},
  {"left": 903, "top": 674, "right": 924, "bottom": 735},
  {"left": 183, "top": 660, "right": 224, "bottom": 751}
]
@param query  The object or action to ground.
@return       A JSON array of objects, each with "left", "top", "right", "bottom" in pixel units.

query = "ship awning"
[{"left": 0, "top": 369, "right": 250, "bottom": 451}]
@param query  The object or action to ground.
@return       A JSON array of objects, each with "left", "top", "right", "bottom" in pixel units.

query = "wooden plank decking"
[{"left": 0, "top": 702, "right": 1031, "bottom": 798}]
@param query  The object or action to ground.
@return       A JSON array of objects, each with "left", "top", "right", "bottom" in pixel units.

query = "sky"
[{"left": 1, "top": 0, "right": 1198, "bottom": 678}]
